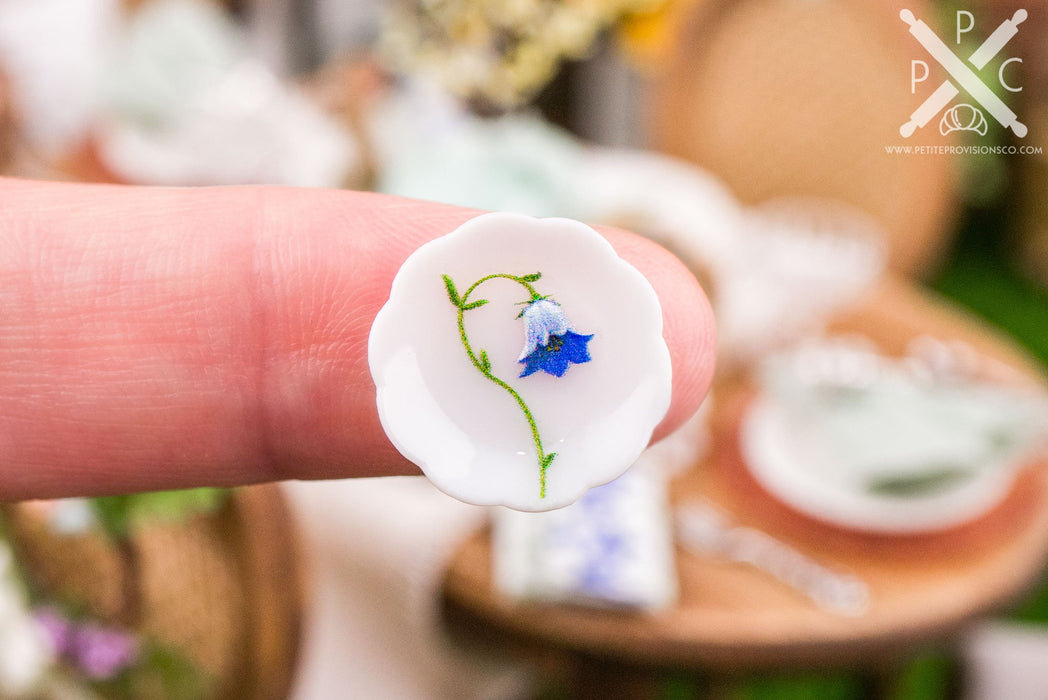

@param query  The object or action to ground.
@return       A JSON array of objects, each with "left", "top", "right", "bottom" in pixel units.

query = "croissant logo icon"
[
  {"left": 940, "top": 104, "right": 988, "bottom": 136},
  {"left": 901, "top": 8, "right": 1026, "bottom": 138}
]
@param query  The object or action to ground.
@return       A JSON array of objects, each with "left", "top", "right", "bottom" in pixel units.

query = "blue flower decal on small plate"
[
  {"left": 369, "top": 213, "right": 672, "bottom": 512},
  {"left": 517, "top": 299, "right": 593, "bottom": 378}
]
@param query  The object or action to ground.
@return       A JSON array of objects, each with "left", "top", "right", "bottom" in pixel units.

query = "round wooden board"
[{"left": 442, "top": 276, "right": 1048, "bottom": 671}]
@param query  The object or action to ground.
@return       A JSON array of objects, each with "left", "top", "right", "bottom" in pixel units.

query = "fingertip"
[{"left": 600, "top": 227, "right": 717, "bottom": 442}]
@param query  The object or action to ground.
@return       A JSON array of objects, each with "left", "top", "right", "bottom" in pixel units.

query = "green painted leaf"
[
  {"left": 461, "top": 299, "right": 488, "bottom": 310},
  {"left": 479, "top": 350, "right": 491, "bottom": 373},
  {"left": 542, "top": 453, "right": 557, "bottom": 468},
  {"left": 442, "top": 275, "right": 460, "bottom": 307},
  {"left": 521, "top": 272, "right": 542, "bottom": 282}
]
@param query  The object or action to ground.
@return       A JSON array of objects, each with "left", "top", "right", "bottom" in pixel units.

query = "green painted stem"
[{"left": 452, "top": 273, "right": 553, "bottom": 498}]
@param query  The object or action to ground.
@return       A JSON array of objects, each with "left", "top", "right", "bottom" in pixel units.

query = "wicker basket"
[
  {"left": 651, "top": 0, "right": 958, "bottom": 275},
  {"left": 3, "top": 485, "right": 303, "bottom": 700}
]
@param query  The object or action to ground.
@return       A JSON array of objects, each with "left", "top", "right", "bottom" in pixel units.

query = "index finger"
[{"left": 0, "top": 179, "right": 715, "bottom": 499}]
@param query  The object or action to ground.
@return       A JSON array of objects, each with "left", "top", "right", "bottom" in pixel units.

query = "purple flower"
[
  {"left": 517, "top": 299, "right": 593, "bottom": 378},
  {"left": 32, "top": 608, "right": 140, "bottom": 680},
  {"left": 34, "top": 607, "right": 72, "bottom": 654},
  {"left": 72, "top": 624, "right": 140, "bottom": 680}
]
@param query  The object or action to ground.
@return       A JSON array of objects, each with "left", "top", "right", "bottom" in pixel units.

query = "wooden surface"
[
  {"left": 442, "top": 276, "right": 1048, "bottom": 671},
  {"left": 225, "top": 484, "right": 305, "bottom": 700}
]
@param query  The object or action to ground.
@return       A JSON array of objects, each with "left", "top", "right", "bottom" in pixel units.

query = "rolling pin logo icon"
[{"left": 901, "top": 8, "right": 1027, "bottom": 138}]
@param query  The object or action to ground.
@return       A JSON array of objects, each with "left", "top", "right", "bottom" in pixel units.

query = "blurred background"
[{"left": 1, "top": 0, "right": 1048, "bottom": 698}]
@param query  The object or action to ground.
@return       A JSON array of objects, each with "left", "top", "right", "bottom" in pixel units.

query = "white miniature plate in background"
[
  {"left": 742, "top": 396, "right": 1023, "bottom": 534},
  {"left": 741, "top": 339, "right": 1048, "bottom": 534},
  {"left": 369, "top": 213, "right": 673, "bottom": 512}
]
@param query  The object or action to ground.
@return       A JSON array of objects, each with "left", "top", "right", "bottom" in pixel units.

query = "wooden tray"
[{"left": 442, "top": 276, "right": 1048, "bottom": 671}]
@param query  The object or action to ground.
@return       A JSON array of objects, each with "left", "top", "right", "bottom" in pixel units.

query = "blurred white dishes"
[
  {"left": 743, "top": 396, "right": 1027, "bottom": 534},
  {"left": 96, "top": 0, "right": 358, "bottom": 187},
  {"left": 741, "top": 339, "right": 1048, "bottom": 534}
]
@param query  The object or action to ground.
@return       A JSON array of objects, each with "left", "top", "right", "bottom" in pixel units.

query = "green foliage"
[
  {"left": 887, "top": 651, "right": 956, "bottom": 700},
  {"left": 933, "top": 247, "right": 1048, "bottom": 366},
  {"left": 91, "top": 488, "right": 227, "bottom": 540},
  {"left": 661, "top": 671, "right": 700, "bottom": 700},
  {"left": 727, "top": 672, "right": 865, "bottom": 700},
  {"left": 932, "top": 207, "right": 1048, "bottom": 623},
  {"left": 93, "top": 642, "right": 214, "bottom": 700}
]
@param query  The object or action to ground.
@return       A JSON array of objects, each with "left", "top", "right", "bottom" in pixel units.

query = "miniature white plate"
[
  {"left": 369, "top": 213, "right": 672, "bottom": 512},
  {"left": 741, "top": 396, "right": 1023, "bottom": 534}
]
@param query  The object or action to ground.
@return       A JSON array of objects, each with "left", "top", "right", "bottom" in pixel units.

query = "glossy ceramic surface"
[{"left": 369, "top": 213, "right": 672, "bottom": 511}]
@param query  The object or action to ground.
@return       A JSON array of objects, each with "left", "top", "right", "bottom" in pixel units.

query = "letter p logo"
[{"left": 911, "top": 60, "right": 929, "bottom": 93}]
